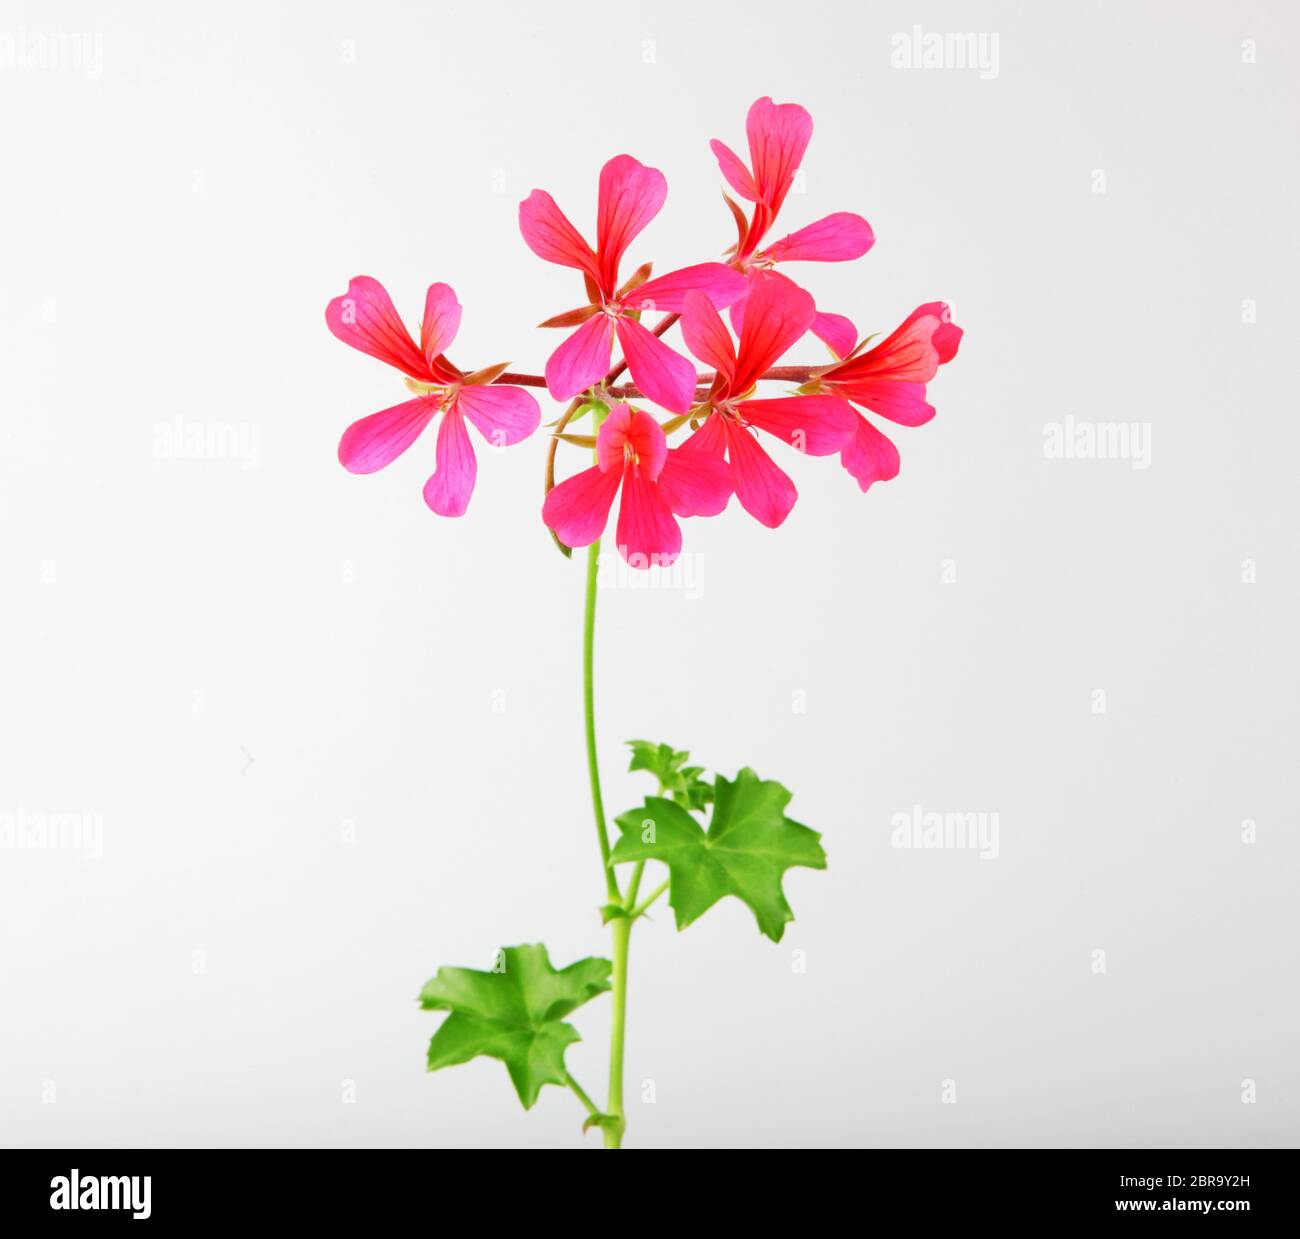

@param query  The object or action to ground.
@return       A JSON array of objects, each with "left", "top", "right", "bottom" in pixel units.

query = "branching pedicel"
[{"left": 325, "top": 97, "right": 962, "bottom": 1147}]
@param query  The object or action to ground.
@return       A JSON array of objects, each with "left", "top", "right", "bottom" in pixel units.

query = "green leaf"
[
  {"left": 611, "top": 768, "right": 825, "bottom": 941},
  {"left": 419, "top": 944, "right": 611, "bottom": 1109},
  {"left": 626, "top": 739, "right": 714, "bottom": 810}
]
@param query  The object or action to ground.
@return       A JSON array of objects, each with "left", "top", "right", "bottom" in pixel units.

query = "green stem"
[
  {"left": 624, "top": 859, "right": 646, "bottom": 909},
  {"left": 604, "top": 916, "right": 631, "bottom": 1148},
  {"left": 583, "top": 539, "right": 619, "bottom": 903},
  {"left": 629, "top": 878, "right": 670, "bottom": 922},
  {"left": 565, "top": 1072, "right": 600, "bottom": 1117}
]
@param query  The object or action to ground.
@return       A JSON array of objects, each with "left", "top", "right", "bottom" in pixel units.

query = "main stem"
[
  {"left": 581, "top": 535, "right": 632, "bottom": 1148},
  {"left": 583, "top": 540, "right": 619, "bottom": 903},
  {"left": 605, "top": 916, "right": 631, "bottom": 1148}
]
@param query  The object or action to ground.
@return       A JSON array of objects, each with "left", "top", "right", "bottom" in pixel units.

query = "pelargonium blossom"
[
  {"left": 804, "top": 303, "right": 964, "bottom": 491},
  {"left": 711, "top": 96, "right": 874, "bottom": 359},
  {"left": 520, "top": 154, "right": 745, "bottom": 412},
  {"left": 678, "top": 271, "right": 857, "bottom": 528},
  {"left": 326, "top": 277, "right": 541, "bottom": 516},
  {"left": 542, "top": 403, "right": 731, "bottom": 567}
]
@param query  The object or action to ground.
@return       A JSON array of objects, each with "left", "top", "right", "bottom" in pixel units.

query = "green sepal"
[
  {"left": 598, "top": 903, "right": 629, "bottom": 925},
  {"left": 582, "top": 1112, "right": 622, "bottom": 1135},
  {"left": 571, "top": 397, "right": 609, "bottom": 424}
]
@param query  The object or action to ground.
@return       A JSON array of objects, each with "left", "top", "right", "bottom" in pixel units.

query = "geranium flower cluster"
[{"left": 326, "top": 97, "right": 962, "bottom": 566}]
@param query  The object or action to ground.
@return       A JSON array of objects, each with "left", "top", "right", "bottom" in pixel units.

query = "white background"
[{"left": 2, "top": 0, "right": 1297, "bottom": 1148}]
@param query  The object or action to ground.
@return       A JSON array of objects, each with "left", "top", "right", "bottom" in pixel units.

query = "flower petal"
[
  {"left": 326, "top": 276, "right": 433, "bottom": 381},
  {"left": 761, "top": 213, "right": 874, "bottom": 264},
  {"left": 630, "top": 263, "right": 747, "bottom": 314},
  {"left": 811, "top": 311, "right": 857, "bottom": 360},
  {"left": 733, "top": 270, "right": 816, "bottom": 392},
  {"left": 742, "top": 395, "right": 857, "bottom": 456},
  {"left": 835, "top": 379, "right": 937, "bottom": 427},
  {"left": 542, "top": 462, "right": 623, "bottom": 548},
  {"left": 841, "top": 414, "right": 901, "bottom": 492},
  {"left": 596, "top": 155, "right": 667, "bottom": 296},
  {"left": 834, "top": 302, "right": 962, "bottom": 384},
  {"left": 338, "top": 396, "right": 439, "bottom": 474},
  {"left": 545, "top": 314, "right": 614, "bottom": 402},
  {"left": 615, "top": 464, "right": 681, "bottom": 568},
  {"left": 597, "top": 404, "right": 667, "bottom": 478},
  {"left": 724, "top": 420, "right": 797, "bottom": 528},
  {"left": 679, "top": 290, "right": 737, "bottom": 389},
  {"left": 655, "top": 447, "right": 732, "bottom": 517},
  {"left": 745, "top": 97, "right": 813, "bottom": 213},
  {"left": 708, "top": 139, "right": 760, "bottom": 202},
  {"left": 422, "top": 408, "right": 478, "bottom": 517},
  {"left": 682, "top": 410, "right": 730, "bottom": 456},
  {"left": 457, "top": 384, "right": 542, "bottom": 446},
  {"left": 519, "top": 189, "right": 602, "bottom": 284},
  {"left": 420, "top": 283, "right": 462, "bottom": 370},
  {"left": 614, "top": 317, "right": 698, "bottom": 414}
]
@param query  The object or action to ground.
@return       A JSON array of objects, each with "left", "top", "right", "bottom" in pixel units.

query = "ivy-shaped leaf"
[
  {"left": 627, "top": 739, "right": 714, "bottom": 810},
  {"left": 419, "top": 944, "right": 611, "bottom": 1109},
  {"left": 611, "top": 768, "right": 825, "bottom": 941}
]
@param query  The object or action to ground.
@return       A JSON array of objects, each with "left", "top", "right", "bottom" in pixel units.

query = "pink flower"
[
  {"left": 520, "top": 155, "right": 745, "bottom": 412},
  {"left": 711, "top": 98, "right": 874, "bottom": 359},
  {"left": 812, "top": 303, "right": 963, "bottom": 492},
  {"left": 678, "top": 271, "right": 857, "bottom": 528},
  {"left": 326, "top": 276, "right": 541, "bottom": 516},
  {"left": 542, "top": 403, "right": 732, "bottom": 568}
]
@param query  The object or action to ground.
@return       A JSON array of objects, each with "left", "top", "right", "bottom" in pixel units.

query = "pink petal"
[
  {"left": 679, "top": 290, "right": 737, "bottom": 388},
  {"left": 841, "top": 414, "right": 901, "bottom": 492},
  {"left": 542, "top": 463, "right": 622, "bottom": 548},
  {"left": 420, "top": 283, "right": 462, "bottom": 369},
  {"left": 338, "top": 396, "right": 439, "bottom": 474},
  {"left": 597, "top": 404, "right": 667, "bottom": 478},
  {"left": 545, "top": 314, "right": 614, "bottom": 402},
  {"left": 519, "top": 189, "right": 602, "bottom": 284},
  {"left": 596, "top": 155, "right": 667, "bottom": 296},
  {"left": 655, "top": 447, "right": 732, "bottom": 517},
  {"left": 724, "top": 420, "right": 797, "bottom": 528},
  {"left": 733, "top": 271, "right": 816, "bottom": 392},
  {"left": 422, "top": 408, "right": 477, "bottom": 517},
  {"left": 629, "top": 263, "right": 747, "bottom": 314},
  {"left": 745, "top": 97, "right": 813, "bottom": 214},
  {"left": 456, "top": 384, "right": 542, "bottom": 446},
  {"left": 682, "top": 410, "right": 730, "bottom": 456},
  {"left": 615, "top": 464, "right": 681, "bottom": 568},
  {"left": 727, "top": 295, "right": 747, "bottom": 339},
  {"left": 708, "top": 139, "right": 760, "bottom": 202},
  {"left": 326, "top": 276, "right": 433, "bottom": 381},
  {"left": 742, "top": 395, "right": 858, "bottom": 456},
  {"left": 811, "top": 311, "right": 857, "bottom": 360},
  {"left": 614, "top": 317, "right": 698, "bottom": 414},
  {"left": 933, "top": 318, "right": 964, "bottom": 364},
  {"left": 835, "top": 302, "right": 962, "bottom": 384},
  {"left": 761, "top": 213, "right": 874, "bottom": 263},
  {"left": 834, "top": 379, "right": 937, "bottom": 428}
]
